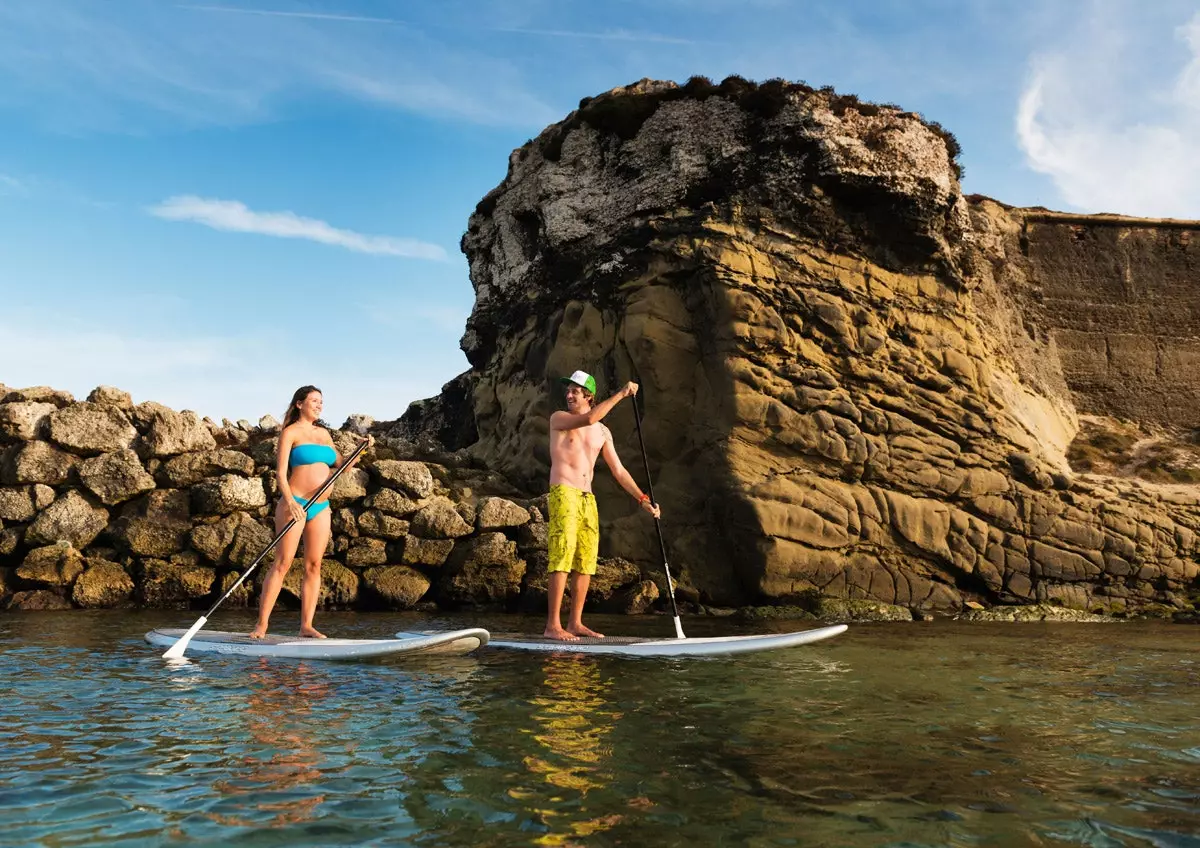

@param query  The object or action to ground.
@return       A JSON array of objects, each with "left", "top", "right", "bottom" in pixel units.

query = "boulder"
[
  {"left": 189, "top": 513, "right": 243, "bottom": 564},
  {"left": 365, "top": 488, "right": 424, "bottom": 517},
  {"left": 16, "top": 543, "right": 86, "bottom": 587},
  {"left": 356, "top": 510, "right": 410, "bottom": 540},
  {"left": 72, "top": 558, "right": 135, "bottom": 608},
  {"left": 410, "top": 496, "right": 473, "bottom": 539},
  {"left": 2, "top": 386, "right": 74, "bottom": 407},
  {"left": 46, "top": 403, "right": 137, "bottom": 456},
  {"left": 279, "top": 558, "right": 359, "bottom": 607},
  {"left": 438, "top": 532, "right": 526, "bottom": 605},
  {"left": 363, "top": 565, "right": 431, "bottom": 609},
  {"left": 0, "top": 487, "right": 36, "bottom": 522},
  {"left": 77, "top": 450, "right": 156, "bottom": 505},
  {"left": 344, "top": 538, "right": 388, "bottom": 568},
  {"left": 607, "top": 579, "right": 660, "bottom": 614},
  {"left": 7, "top": 590, "right": 72, "bottom": 610},
  {"left": 373, "top": 460, "right": 435, "bottom": 499},
  {"left": 138, "top": 559, "right": 216, "bottom": 608},
  {"left": 119, "top": 516, "right": 189, "bottom": 557},
  {"left": 86, "top": 386, "right": 133, "bottom": 409},
  {"left": 26, "top": 491, "right": 108, "bottom": 549},
  {"left": 227, "top": 516, "right": 275, "bottom": 568},
  {"left": 140, "top": 406, "right": 218, "bottom": 457},
  {"left": 401, "top": 535, "right": 455, "bottom": 567},
  {"left": 32, "top": 484, "right": 55, "bottom": 510},
  {"left": 0, "top": 527, "right": 22, "bottom": 556},
  {"left": 158, "top": 449, "right": 255, "bottom": 487},
  {"left": 342, "top": 414, "right": 374, "bottom": 435},
  {"left": 192, "top": 475, "right": 267, "bottom": 515},
  {"left": 0, "top": 401, "right": 57, "bottom": 440},
  {"left": 329, "top": 467, "right": 369, "bottom": 504},
  {"left": 476, "top": 496, "right": 531, "bottom": 530},
  {"left": 143, "top": 488, "right": 191, "bottom": 522},
  {"left": 6, "top": 440, "right": 78, "bottom": 485},
  {"left": 517, "top": 520, "right": 549, "bottom": 552}
]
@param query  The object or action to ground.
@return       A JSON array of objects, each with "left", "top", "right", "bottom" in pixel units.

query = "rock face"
[{"left": 393, "top": 77, "right": 1200, "bottom": 616}]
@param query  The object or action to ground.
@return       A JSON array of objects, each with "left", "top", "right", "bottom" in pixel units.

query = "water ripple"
[{"left": 0, "top": 612, "right": 1196, "bottom": 846}]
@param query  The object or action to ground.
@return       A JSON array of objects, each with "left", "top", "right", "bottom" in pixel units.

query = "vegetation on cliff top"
[{"left": 539, "top": 75, "right": 963, "bottom": 174}]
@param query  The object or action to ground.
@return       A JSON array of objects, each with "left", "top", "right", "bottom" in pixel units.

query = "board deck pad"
[
  {"left": 478, "top": 625, "right": 848, "bottom": 657},
  {"left": 146, "top": 627, "right": 489, "bottom": 660}
]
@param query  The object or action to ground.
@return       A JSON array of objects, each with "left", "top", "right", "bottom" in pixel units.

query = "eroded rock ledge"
[{"left": 394, "top": 77, "right": 1200, "bottom": 621}]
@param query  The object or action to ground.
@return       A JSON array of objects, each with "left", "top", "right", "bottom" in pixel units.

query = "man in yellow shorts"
[{"left": 546, "top": 370, "right": 661, "bottom": 641}]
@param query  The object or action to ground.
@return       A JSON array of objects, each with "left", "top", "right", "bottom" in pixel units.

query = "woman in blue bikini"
[{"left": 250, "top": 385, "right": 369, "bottom": 639}]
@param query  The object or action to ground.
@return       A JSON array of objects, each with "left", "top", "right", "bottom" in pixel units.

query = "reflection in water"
[
  {"left": 207, "top": 660, "right": 342, "bottom": 829},
  {"left": 0, "top": 612, "right": 1197, "bottom": 847},
  {"left": 518, "top": 655, "right": 623, "bottom": 846}
]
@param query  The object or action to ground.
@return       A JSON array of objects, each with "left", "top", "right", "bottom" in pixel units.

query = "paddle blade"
[
  {"left": 673, "top": 616, "right": 686, "bottom": 639},
  {"left": 162, "top": 615, "right": 208, "bottom": 659}
]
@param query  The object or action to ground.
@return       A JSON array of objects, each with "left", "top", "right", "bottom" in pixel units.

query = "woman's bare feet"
[
  {"left": 248, "top": 627, "right": 267, "bottom": 639},
  {"left": 567, "top": 624, "right": 604, "bottom": 639},
  {"left": 544, "top": 625, "right": 580, "bottom": 641},
  {"left": 299, "top": 626, "right": 327, "bottom": 639}
]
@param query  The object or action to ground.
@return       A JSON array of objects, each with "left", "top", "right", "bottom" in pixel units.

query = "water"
[{"left": 1, "top": 611, "right": 1196, "bottom": 847}]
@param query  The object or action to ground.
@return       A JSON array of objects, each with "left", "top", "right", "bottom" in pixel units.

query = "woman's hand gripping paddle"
[{"left": 162, "top": 438, "right": 370, "bottom": 659}]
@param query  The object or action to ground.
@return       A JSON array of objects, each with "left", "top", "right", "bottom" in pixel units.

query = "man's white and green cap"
[{"left": 559, "top": 370, "right": 597, "bottom": 395}]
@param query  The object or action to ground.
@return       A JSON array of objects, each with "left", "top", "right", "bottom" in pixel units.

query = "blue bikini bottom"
[{"left": 293, "top": 495, "right": 330, "bottom": 522}]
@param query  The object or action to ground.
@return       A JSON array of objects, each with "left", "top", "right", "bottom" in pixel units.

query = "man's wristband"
[{"left": 638, "top": 494, "right": 650, "bottom": 505}]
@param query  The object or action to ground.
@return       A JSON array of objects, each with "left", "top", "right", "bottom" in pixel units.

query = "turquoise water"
[{"left": 0, "top": 611, "right": 1197, "bottom": 847}]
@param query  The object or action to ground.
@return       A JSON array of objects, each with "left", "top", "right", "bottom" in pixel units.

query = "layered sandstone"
[{"left": 397, "top": 77, "right": 1200, "bottom": 616}]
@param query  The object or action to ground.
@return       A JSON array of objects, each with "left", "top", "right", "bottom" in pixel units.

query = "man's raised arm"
[{"left": 551, "top": 382, "right": 638, "bottom": 430}]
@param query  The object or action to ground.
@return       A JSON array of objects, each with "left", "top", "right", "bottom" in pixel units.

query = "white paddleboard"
[
  {"left": 145, "top": 627, "right": 489, "bottom": 660},
  {"left": 466, "top": 624, "right": 847, "bottom": 657}
]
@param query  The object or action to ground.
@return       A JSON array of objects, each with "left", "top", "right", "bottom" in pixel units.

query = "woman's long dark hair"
[{"left": 282, "top": 385, "right": 323, "bottom": 428}]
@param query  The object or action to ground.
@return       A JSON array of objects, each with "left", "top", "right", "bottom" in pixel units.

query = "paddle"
[
  {"left": 162, "top": 438, "right": 370, "bottom": 659},
  {"left": 630, "top": 390, "right": 686, "bottom": 639}
]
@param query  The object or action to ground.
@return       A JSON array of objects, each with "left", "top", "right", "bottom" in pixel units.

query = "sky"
[{"left": 1, "top": 0, "right": 1198, "bottom": 427}]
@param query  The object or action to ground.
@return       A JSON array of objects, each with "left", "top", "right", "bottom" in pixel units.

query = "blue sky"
[{"left": 2, "top": 0, "right": 1198, "bottom": 426}]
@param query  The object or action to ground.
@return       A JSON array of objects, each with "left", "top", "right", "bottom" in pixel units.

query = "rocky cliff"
[{"left": 398, "top": 77, "right": 1200, "bottom": 617}]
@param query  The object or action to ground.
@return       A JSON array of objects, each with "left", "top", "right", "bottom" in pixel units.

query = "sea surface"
[{"left": 0, "top": 610, "right": 1197, "bottom": 847}]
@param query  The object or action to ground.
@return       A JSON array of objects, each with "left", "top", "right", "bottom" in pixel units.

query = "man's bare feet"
[
  {"left": 566, "top": 624, "right": 604, "bottom": 639},
  {"left": 248, "top": 627, "right": 267, "bottom": 639},
  {"left": 299, "top": 627, "right": 327, "bottom": 639},
  {"left": 544, "top": 626, "right": 580, "bottom": 641}
]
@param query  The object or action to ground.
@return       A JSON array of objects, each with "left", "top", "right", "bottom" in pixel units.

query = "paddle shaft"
[
  {"left": 162, "top": 438, "right": 369, "bottom": 658},
  {"left": 631, "top": 392, "right": 685, "bottom": 638}
]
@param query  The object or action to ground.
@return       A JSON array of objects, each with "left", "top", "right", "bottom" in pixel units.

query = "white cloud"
[
  {"left": 148, "top": 195, "right": 447, "bottom": 260},
  {"left": 1016, "top": 10, "right": 1200, "bottom": 218}
]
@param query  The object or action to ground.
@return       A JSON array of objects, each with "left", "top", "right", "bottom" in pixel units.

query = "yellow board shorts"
[{"left": 547, "top": 484, "right": 600, "bottom": 576}]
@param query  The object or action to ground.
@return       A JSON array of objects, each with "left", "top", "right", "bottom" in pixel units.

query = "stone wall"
[{"left": 0, "top": 385, "right": 657, "bottom": 615}]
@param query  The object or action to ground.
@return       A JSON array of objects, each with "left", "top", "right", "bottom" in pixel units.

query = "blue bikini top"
[{"left": 290, "top": 443, "right": 336, "bottom": 467}]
